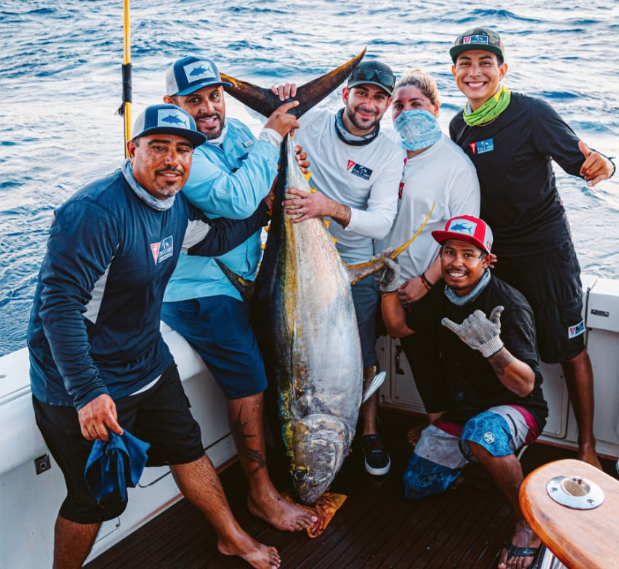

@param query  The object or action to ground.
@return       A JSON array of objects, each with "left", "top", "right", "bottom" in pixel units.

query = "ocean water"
[{"left": 1, "top": 0, "right": 618, "bottom": 356}]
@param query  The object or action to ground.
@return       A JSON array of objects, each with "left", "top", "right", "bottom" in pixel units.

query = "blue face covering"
[{"left": 394, "top": 109, "right": 442, "bottom": 152}]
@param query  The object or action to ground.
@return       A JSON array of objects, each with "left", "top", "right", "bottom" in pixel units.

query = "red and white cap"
[{"left": 431, "top": 215, "right": 493, "bottom": 254}]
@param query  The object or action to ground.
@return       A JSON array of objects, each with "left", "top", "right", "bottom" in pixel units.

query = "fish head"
[{"left": 286, "top": 414, "right": 354, "bottom": 505}]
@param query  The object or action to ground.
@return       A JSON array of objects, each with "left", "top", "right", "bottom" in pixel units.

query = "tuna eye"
[{"left": 293, "top": 468, "right": 308, "bottom": 482}]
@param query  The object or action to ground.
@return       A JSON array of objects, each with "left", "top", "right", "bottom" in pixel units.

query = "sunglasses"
[{"left": 349, "top": 67, "right": 396, "bottom": 91}]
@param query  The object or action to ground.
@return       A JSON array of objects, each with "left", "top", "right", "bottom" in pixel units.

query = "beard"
[{"left": 345, "top": 105, "right": 379, "bottom": 133}]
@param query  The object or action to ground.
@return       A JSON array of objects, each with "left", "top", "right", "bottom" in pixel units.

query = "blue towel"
[{"left": 84, "top": 430, "right": 150, "bottom": 502}]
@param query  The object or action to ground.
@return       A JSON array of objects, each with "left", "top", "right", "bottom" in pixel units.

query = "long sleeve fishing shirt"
[
  {"left": 163, "top": 118, "right": 280, "bottom": 303},
  {"left": 28, "top": 167, "right": 268, "bottom": 410}
]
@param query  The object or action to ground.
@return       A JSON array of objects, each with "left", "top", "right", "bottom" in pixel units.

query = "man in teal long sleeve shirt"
[{"left": 161, "top": 56, "right": 317, "bottom": 532}]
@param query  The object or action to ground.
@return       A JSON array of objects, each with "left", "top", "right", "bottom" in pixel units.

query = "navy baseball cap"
[
  {"left": 166, "top": 56, "right": 232, "bottom": 96},
  {"left": 450, "top": 27, "right": 505, "bottom": 63},
  {"left": 132, "top": 104, "right": 206, "bottom": 147},
  {"left": 347, "top": 60, "right": 396, "bottom": 96},
  {"left": 432, "top": 215, "right": 493, "bottom": 254}
]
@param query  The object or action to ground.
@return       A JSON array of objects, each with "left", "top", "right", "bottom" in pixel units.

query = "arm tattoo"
[{"left": 489, "top": 348, "right": 515, "bottom": 377}]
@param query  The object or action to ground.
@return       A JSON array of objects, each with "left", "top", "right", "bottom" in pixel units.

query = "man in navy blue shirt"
[{"left": 28, "top": 104, "right": 281, "bottom": 569}]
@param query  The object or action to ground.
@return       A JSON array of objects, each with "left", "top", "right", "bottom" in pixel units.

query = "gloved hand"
[
  {"left": 374, "top": 257, "right": 400, "bottom": 294},
  {"left": 441, "top": 306, "right": 505, "bottom": 357}
]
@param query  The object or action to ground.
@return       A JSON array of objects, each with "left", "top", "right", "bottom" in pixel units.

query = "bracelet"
[{"left": 420, "top": 272, "right": 434, "bottom": 291}]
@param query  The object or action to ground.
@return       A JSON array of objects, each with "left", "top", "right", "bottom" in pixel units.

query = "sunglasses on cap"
[{"left": 348, "top": 67, "right": 396, "bottom": 92}]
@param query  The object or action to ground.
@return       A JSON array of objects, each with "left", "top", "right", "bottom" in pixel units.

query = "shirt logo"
[
  {"left": 568, "top": 320, "right": 585, "bottom": 339},
  {"left": 150, "top": 236, "right": 174, "bottom": 264},
  {"left": 347, "top": 160, "right": 373, "bottom": 180},
  {"left": 469, "top": 139, "right": 494, "bottom": 155}
]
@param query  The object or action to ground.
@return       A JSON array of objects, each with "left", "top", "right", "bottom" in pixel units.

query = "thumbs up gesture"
[
  {"left": 442, "top": 306, "right": 505, "bottom": 358},
  {"left": 579, "top": 141, "right": 615, "bottom": 187}
]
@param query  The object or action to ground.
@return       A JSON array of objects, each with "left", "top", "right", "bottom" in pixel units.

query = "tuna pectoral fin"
[
  {"left": 345, "top": 202, "right": 436, "bottom": 286},
  {"left": 361, "top": 371, "right": 386, "bottom": 404},
  {"left": 220, "top": 49, "right": 366, "bottom": 119},
  {"left": 215, "top": 259, "right": 255, "bottom": 302}
]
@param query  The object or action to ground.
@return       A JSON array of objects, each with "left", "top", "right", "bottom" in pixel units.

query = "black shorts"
[
  {"left": 32, "top": 363, "right": 204, "bottom": 524},
  {"left": 492, "top": 240, "right": 585, "bottom": 364}
]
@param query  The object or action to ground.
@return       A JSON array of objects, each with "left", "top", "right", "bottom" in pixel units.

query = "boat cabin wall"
[{"left": 377, "top": 273, "right": 619, "bottom": 460}]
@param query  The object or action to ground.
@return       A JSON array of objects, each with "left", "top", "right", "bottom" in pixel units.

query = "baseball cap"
[
  {"left": 432, "top": 215, "right": 493, "bottom": 254},
  {"left": 347, "top": 61, "right": 396, "bottom": 96},
  {"left": 132, "top": 104, "right": 206, "bottom": 147},
  {"left": 166, "top": 56, "right": 232, "bottom": 97},
  {"left": 450, "top": 27, "right": 505, "bottom": 63}
]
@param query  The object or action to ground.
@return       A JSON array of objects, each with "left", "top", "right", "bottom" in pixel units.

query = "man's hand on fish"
[
  {"left": 77, "top": 393, "right": 124, "bottom": 442},
  {"left": 283, "top": 187, "right": 352, "bottom": 226},
  {"left": 264, "top": 100, "right": 301, "bottom": 138},
  {"left": 374, "top": 257, "right": 400, "bottom": 294},
  {"left": 295, "top": 145, "right": 310, "bottom": 173},
  {"left": 271, "top": 83, "right": 298, "bottom": 101}
]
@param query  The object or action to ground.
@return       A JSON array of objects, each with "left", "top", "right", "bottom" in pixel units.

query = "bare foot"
[
  {"left": 497, "top": 521, "right": 541, "bottom": 569},
  {"left": 407, "top": 423, "right": 426, "bottom": 449},
  {"left": 217, "top": 531, "right": 280, "bottom": 569},
  {"left": 248, "top": 490, "right": 318, "bottom": 531},
  {"left": 578, "top": 441, "right": 603, "bottom": 470}
]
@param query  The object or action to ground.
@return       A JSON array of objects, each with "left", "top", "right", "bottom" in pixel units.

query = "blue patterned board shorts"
[{"left": 403, "top": 405, "right": 540, "bottom": 500}]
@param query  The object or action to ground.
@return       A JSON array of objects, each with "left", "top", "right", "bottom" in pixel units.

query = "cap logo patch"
[
  {"left": 183, "top": 60, "right": 216, "bottom": 83},
  {"left": 447, "top": 219, "right": 476, "bottom": 236},
  {"left": 464, "top": 34, "right": 489, "bottom": 46},
  {"left": 158, "top": 109, "right": 189, "bottom": 128}
]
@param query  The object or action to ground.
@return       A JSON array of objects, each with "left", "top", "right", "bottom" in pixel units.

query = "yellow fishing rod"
[{"left": 117, "top": 0, "right": 132, "bottom": 156}]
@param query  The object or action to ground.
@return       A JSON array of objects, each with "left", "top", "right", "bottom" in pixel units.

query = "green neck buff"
[{"left": 463, "top": 85, "right": 511, "bottom": 127}]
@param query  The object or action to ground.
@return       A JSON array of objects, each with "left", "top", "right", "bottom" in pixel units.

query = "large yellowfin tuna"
[{"left": 219, "top": 54, "right": 430, "bottom": 505}]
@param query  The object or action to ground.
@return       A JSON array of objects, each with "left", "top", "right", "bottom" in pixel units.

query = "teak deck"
[{"left": 84, "top": 412, "right": 616, "bottom": 569}]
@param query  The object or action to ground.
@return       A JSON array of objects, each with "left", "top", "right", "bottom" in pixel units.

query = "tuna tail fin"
[
  {"left": 215, "top": 259, "right": 256, "bottom": 302},
  {"left": 345, "top": 202, "right": 436, "bottom": 286},
  {"left": 220, "top": 48, "right": 366, "bottom": 119},
  {"left": 361, "top": 371, "right": 386, "bottom": 405}
]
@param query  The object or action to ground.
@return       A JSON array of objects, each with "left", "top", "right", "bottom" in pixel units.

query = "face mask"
[{"left": 394, "top": 109, "right": 442, "bottom": 151}]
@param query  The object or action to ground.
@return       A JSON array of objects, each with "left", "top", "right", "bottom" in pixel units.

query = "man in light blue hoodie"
[{"left": 162, "top": 55, "right": 316, "bottom": 532}]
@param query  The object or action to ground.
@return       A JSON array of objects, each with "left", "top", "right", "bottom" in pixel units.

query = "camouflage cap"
[{"left": 449, "top": 27, "right": 505, "bottom": 63}]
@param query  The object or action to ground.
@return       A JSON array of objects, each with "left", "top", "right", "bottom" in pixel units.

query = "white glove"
[
  {"left": 374, "top": 257, "right": 400, "bottom": 294},
  {"left": 441, "top": 306, "right": 504, "bottom": 358}
]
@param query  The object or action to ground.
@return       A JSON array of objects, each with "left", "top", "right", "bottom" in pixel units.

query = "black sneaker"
[{"left": 362, "top": 434, "right": 391, "bottom": 475}]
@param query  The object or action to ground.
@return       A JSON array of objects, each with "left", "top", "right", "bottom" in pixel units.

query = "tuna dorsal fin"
[
  {"left": 220, "top": 48, "right": 366, "bottom": 119},
  {"left": 345, "top": 202, "right": 436, "bottom": 286},
  {"left": 215, "top": 258, "right": 256, "bottom": 302},
  {"left": 361, "top": 371, "right": 386, "bottom": 405}
]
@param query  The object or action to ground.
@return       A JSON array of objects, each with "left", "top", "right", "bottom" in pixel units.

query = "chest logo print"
[
  {"left": 469, "top": 139, "right": 494, "bottom": 155},
  {"left": 347, "top": 160, "right": 373, "bottom": 181},
  {"left": 150, "top": 236, "right": 174, "bottom": 264}
]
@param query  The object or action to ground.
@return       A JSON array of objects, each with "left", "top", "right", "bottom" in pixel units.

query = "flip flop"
[{"left": 503, "top": 541, "right": 544, "bottom": 569}]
